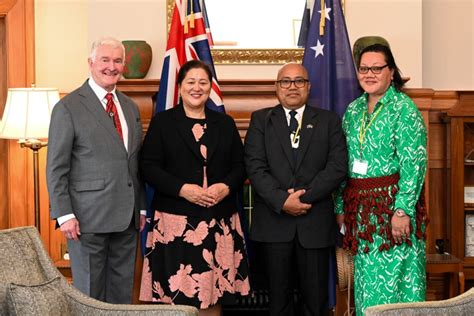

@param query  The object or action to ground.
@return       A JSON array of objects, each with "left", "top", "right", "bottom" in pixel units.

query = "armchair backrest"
[
  {"left": 0, "top": 226, "right": 62, "bottom": 315},
  {"left": 0, "top": 226, "right": 200, "bottom": 316}
]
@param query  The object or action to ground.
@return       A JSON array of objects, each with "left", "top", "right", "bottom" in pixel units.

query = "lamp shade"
[{"left": 0, "top": 88, "right": 59, "bottom": 140}]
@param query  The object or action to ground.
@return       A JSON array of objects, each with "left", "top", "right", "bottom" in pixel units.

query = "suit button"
[{"left": 128, "top": 182, "right": 132, "bottom": 187}]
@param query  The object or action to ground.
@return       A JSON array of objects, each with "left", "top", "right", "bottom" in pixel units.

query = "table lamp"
[{"left": 0, "top": 87, "right": 59, "bottom": 232}]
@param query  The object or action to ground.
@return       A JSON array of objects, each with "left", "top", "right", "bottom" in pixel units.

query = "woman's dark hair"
[
  {"left": 359, "top": 44, "right": 404, "bottom": 91},
  {"left": 177, "top": 60, "right": 213, "bottom": 85}
]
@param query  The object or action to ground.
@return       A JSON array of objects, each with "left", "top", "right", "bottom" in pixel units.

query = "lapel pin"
[{"left": 306, "top": 124, "right": 313, "bottom": 129}]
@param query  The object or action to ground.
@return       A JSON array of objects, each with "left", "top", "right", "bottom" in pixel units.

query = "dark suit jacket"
[
  {"left": 140, "top": 104, "right": 245, "bottom": 219},
  {"left": 244, "top": 104, "right": 348, "bottom": 248},
  {"left": 46, "top": 80, "right": 146, "bottom": 233}
]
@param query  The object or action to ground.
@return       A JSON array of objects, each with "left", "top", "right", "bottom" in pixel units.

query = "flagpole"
[{"left": 320, "top": 0, "right": 325, "bottom": 35}]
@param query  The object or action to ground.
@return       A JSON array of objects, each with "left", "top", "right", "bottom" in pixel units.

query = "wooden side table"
[
  {"left": 426, "top": 253, "right": 465, "bottom": 297},
  {"left": 55, "top": 259, "right": 72, "bottom": 283}
]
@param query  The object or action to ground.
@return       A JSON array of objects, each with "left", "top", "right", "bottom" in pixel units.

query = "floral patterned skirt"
[{"left": 139, "top": 210, "right": 250, "bottom": 309}]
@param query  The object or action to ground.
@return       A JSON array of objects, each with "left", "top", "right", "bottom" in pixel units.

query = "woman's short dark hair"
[
  {"left": 359, "top": 44, "right": 404, "bottom": 91},
  {"left": 177, "top": 60, "right": 213, "bottom": 85}
]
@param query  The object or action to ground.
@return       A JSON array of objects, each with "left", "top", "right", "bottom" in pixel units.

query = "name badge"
[{"left": 352, "top": 159, "right": 368, "bottom": 175}]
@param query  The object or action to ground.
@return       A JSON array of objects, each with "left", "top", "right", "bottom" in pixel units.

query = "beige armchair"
[
  {"left": 0, "top": 226, "right": 198, "bottom": 315},
  {"left": 364, "top": 287, "right": 474, "bottom": 315}
]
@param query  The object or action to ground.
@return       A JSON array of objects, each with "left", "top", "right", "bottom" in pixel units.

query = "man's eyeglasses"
[
  {"left": 276, "top": 79, "right": 309, "bottom": 89},
  {"left": 358, "top": 64, "right": 389, "bottom": 74}
]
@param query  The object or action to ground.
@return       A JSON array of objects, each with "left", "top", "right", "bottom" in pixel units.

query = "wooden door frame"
[{"left": 0, "top": 0, "right": 43, "bottom": 244}]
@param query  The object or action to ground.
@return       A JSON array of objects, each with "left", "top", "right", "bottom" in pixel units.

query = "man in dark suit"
[
  {"left": 244, "top": 63, "right": 348, "bottom": 315},
  {"left": 46, "top": 37, "right": 146, "bottom": 304}
]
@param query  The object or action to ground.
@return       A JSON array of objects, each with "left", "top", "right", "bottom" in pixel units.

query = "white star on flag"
[
  {"left": 311, "top": 40, "right": 324, "bottom": 58},
  {"left": 318, "top": 5, "right": 332, "bottom": 21}
]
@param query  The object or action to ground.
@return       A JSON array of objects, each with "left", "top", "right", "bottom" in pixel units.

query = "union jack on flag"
[
  {"left": 201, "top": 0, "right": 214, "bottom": 46},
  {"left": 156, "top": 0, "right": 223, "bottom": 113}
]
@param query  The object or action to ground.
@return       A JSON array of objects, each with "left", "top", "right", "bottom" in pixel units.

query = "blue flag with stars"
[
  {"left": 302, "top": 0, "right": 358, "bottom": 309},
  {"left": 302, "top": 0, "right": 359, "bottom": 117}
]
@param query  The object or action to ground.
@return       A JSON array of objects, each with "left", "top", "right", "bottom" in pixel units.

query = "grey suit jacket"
[{"left": 46, "top": 80, "right": 146, "bottom": 233}]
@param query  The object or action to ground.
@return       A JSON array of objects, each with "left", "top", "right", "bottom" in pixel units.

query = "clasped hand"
[
  {"left": 391, "top": 212, "right": 411, "bottom": 244},
  {"left": 282, "top": 189, "right": 311, "bottom": 216},
  {"left": 179, "top": 183, "right": 229, "bottom": 208}
]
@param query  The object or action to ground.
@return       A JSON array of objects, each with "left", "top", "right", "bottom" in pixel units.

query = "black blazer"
[
  {"left": 244, "top": 104, "right": 348, "bottom": 248},
  {"left": 140, "top": 104, "right": 245, "bottom": 219}
]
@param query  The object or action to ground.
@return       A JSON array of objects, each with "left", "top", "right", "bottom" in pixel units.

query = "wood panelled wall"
[
  {"left": 428, "top": 92, "right": 458, "bottom": 255},
  {"left": 0, "top": 6, "right": 9, "bottom": 231},
  {"left": 1, "top": 0, "right": 58, "bottom": 256},
  {"left": 0, "top": 0, "right": 40, "bottom": 238}
]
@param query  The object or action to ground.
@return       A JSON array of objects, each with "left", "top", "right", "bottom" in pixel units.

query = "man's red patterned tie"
[{"left": 105, "top": 93, "right": 123, "bottom": 140}]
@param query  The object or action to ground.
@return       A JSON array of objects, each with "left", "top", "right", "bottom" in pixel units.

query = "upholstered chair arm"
[
  {"left": 364, "top": 287, "right": 474, "bottom": 316},
  {"left": 63, "top": 280, "right": 198, "bottom": 316}
]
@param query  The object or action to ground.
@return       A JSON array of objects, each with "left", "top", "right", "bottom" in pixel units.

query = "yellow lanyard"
[{"left": 358, "top": 105, "right": 383, "bottom": 157}]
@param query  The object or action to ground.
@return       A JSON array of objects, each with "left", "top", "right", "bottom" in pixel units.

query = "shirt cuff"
[
  {"left": 140, "top": 210, "right": 147, "bottom": 216},
  {"left": 57, "top": 213, "right": 76, "bottom": 226}
]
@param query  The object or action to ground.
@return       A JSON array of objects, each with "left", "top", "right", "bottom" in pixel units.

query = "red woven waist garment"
[
  {"left": 342, "top": 173, "right": 428, "bottom": 254},
  {"left": 347, "top": 173, "right": 400, "bottom": 191}
]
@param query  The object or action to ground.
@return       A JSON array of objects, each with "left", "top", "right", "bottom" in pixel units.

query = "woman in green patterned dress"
[{"left": 335, "top": 43, "right": 429, "bottom": 315}]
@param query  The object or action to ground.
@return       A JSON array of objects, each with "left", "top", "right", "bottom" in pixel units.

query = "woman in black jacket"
[{"left": 139, "top": 60, "right": 250, "bottom": 316}]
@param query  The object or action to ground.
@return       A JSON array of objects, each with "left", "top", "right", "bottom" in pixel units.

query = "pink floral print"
[
  {"left": 191, "top": 123, "right": 206, "bottom": 142},
  {"left": 152, "top": 281, "right": 172, "bottom": 303},
  {"left": 215, "top": 221, "right": 237, "bottom": 270},
  {"left": 169, "top": 264, "right": 198, "bottom": 298},
  {"left": 191, "top": 122, "right": 208, "bottom": 188},
  {"left": 148, "top": 211, "right": 187, "bottom": 246},
  {"left": 140, "top": 211, "right": 250, "bottom": 309},
  {"left": 139, "top": 257, "right": 152, "bottom": 301},
  {"left": 184, "top": 221, "right": 209, "bottom": 246}
]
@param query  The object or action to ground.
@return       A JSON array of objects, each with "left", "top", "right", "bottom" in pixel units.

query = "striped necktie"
[{"left": 105, "top": 93, "right": 123, "bottom": 139}]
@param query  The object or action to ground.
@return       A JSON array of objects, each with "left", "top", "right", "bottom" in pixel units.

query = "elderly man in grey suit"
[{"left": 46, "top": 37, "right": 146, "bottom": 304}]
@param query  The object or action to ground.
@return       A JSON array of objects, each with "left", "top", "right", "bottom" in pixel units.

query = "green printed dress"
[{"left": 335, "top": 86, "right": 428, "bottom": 315}]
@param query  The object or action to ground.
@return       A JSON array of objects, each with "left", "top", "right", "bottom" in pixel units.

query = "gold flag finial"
[
  {"left": 319, "top": 0, "right": 326, "bottom": 36},
  {"left": 189, "top": 0, "right": 195, "bottom": 28},
  {"left": 184, "top": 0, "right": 196, "bottom": 33},
  {"left": 184, "top": 0, "right": 188, "bottom": 33}
]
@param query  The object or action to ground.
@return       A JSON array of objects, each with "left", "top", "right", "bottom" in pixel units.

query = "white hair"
[{"left": 89, "top": 37, "right": 125, "bottom": 61}]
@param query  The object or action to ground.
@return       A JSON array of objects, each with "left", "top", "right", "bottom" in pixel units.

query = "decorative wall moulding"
[
  {"left": 0, "top": 0, "right": 17, "bottom": 15},
  {"left": 211, "top": 48, "right": 304, "bottom": 65}
]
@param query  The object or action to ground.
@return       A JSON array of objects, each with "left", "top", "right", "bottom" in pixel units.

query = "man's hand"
[
  {"left": 60, "top": 218, "right": 81, "bottom": 241},
  {"left": 179, "top": 183, "right": 215, "bottom": 207},
  {"left": 282, "top": 189, "right": 311, "bottom": 216},
  {"left": 139, "top": 214, "right": 147, "bottom": 232}
]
